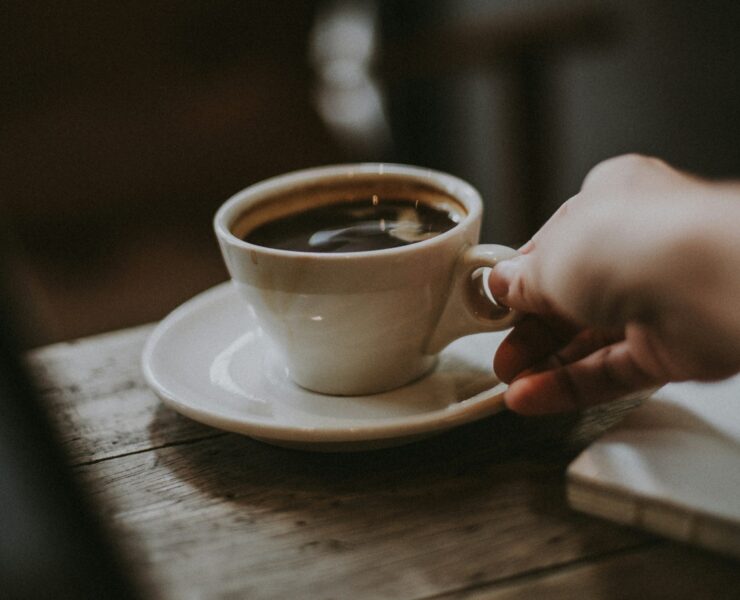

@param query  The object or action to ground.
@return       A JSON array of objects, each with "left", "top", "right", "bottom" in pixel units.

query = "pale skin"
[{"left": 489, "top": 154, "right": 740, "bottom": 415}]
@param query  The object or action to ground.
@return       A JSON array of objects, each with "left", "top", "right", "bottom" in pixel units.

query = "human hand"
[{"left": 489, "top": 154, "right": 740, "bottom": 415}]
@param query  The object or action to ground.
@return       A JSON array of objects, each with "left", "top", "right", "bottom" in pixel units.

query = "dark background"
[{"left": 3, "top": 0, "right": 739, "bottom": 345}]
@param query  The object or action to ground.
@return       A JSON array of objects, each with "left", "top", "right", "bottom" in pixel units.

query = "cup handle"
[{"left": 425, "top": 244, "right": 521, "bottom": 354}]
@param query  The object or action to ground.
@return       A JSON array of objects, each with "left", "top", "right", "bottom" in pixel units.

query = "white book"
[{"left": 567, "top": 375, "right": 740, "bottom": 558}]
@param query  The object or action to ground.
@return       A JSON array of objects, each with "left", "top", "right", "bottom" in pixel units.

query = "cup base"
[{"left": 287, "top": 355, "right": 439, "bottom": 397}]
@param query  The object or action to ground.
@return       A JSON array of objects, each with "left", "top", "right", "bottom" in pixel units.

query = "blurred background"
[{"left": 3, "top": 0, "right": 739, "bottom": 345}]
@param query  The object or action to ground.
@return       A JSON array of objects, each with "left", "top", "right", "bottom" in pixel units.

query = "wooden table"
[{"left": 28, "top": 326, "right": 740, "bottom": 599}]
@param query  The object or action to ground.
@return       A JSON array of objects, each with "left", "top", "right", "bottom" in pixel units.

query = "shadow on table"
[
  {"left": 146, "top": 397, "right": 641, "bottom": 525},
  {"left": 143, "top": 399, "right": 653, "bottom": 597}
]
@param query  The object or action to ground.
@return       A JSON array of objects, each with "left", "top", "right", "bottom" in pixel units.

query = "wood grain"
[
  {"left": 434, "top": 544, "right": 740, "bottom": 599},
  {"left": 26, "top": 327, "right": 739, "bottom": 599},
  {"left": 27, "top": 326, "right": 222, "bottom": 466}
]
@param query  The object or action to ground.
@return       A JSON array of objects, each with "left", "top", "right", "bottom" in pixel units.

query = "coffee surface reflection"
[{"left": 244, "top": 197, "right": 461, "bottom": 253}]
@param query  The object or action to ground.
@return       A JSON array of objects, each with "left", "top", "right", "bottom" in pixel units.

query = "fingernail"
[
  {"left": 502, "top": 390, "right": 514, "bottom": 411},
  {"left": 502, "top": 385, "right": 523, "bottom": 413}
]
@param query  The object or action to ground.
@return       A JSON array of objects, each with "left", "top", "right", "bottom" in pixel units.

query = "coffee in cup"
[
  {"left": 215, "top": 164, "right": 519, "bottom": 395},
  {"left": 242, "top": 194, "right": 462, "bottom": 253}
]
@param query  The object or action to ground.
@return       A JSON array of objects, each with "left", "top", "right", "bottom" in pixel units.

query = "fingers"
[
  {"left": 493, "top": 315, "right": 578, "bottom": 383},
  {"left": 494, "top": 317, "right": 622, "bottom": 384},
  {"left": 489, "top": 195, "right": 583, "bottom": 317},
  {"left": 504, "top": 339, "right": 663, "bottom": 415},
  {"left": 553, "top": 327, "right": 624, "bottom": 365},
  {"left": 489, "top": 254, "right": 553, "bottom": 315}
]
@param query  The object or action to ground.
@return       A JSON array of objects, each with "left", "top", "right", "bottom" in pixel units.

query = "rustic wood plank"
[
  {"left": 26, "top": 325, "right": 222, "bottom": 465},
  {"left": 434, "top": 543, "right": 740, "bottom": 599},
  {"left": 75, "top": 426, "right": 649, "bottom": 600},
  {"left": 27, "top": 326, "right": 737, "bottom": 599}
]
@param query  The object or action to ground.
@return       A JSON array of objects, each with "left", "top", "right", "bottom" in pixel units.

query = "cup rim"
[{"left": 213, "top": 163, "right": 483, "bottom": 259}]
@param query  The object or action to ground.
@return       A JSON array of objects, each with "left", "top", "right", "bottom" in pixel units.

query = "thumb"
[{"left": 489, "top": 255, "right": 552, "bottom": 315}]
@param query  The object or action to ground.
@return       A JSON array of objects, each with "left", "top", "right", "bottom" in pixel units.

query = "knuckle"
[
  {"left": 508, "top": 269, "right": 545, "bottom": 313},
  {"left": 582, "top": 153, "right": 665, "bottom": 191},
  {"left": 597, "top": 345, "right": 624, "bottom": 389},
  {"left": 507, "top": 270, "right": 528, "bottom": 305},
  {"left": 553, "top": 366, "right": 584, "bottom": 410},
  {"left": 551, "top": 197, "right": 573, "bottom": 219},
  {"left": 597, "top": 343, "right": 655, "bottom": 393}
]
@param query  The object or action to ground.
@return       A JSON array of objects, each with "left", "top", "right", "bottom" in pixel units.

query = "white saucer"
[{"left": 142, "top": 282, "right": 509, "bottom": 451}]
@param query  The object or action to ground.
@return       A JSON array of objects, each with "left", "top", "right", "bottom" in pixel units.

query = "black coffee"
[{"left": 243, "top": 196, "right": 462, "bottom": 253}]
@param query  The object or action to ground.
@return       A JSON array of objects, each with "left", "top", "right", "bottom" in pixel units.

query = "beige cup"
[{"left": 214, "top": 164, "right": 519, "bottom": 395}]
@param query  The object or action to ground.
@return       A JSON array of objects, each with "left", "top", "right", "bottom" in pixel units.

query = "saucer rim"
[{"left": 142, "top": 282, "right": 507, "bottom": 444}]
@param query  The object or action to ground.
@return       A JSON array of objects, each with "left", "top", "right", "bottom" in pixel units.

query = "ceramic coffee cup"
[{"left": 214, "top": 164, "right": 519, "bottom": 395}]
